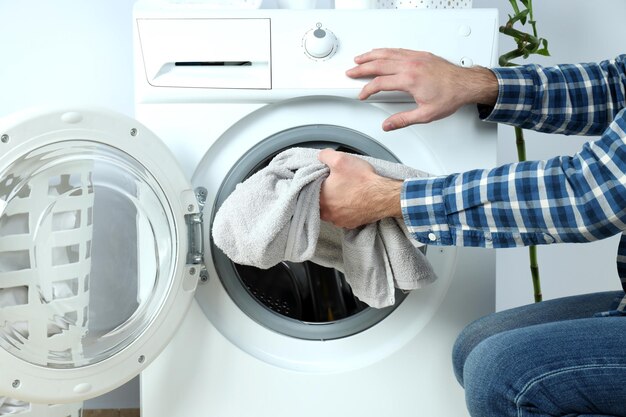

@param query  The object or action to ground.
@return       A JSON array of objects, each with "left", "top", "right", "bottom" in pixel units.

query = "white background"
[{"left": 0, "top": 0, "right": 625, "bottom": 410}]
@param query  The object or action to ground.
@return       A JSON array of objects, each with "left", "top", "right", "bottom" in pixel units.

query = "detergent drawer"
[{"left": 136, "top": 18, "right": 271, "bottom": 89}]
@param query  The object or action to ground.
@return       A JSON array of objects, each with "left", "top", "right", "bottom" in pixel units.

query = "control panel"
[{"left": 134, "top": 8, "right": 498, "bottom": 100}]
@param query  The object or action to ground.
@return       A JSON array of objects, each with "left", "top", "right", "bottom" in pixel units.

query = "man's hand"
[
  {"left": 318, "top": 149, "right": 403, "bottom": 229},
  {"left": 346, "top": 48, "right": 498, "bottom": 131}
]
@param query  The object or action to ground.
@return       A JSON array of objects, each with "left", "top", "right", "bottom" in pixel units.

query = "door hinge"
[{"left": 185, "top": 187, "right": 208, "bottom": 282}]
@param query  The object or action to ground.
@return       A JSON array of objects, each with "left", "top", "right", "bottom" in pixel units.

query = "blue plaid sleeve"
[
  {"left": 402, "top": 56, "right": 626, "bottom": 248},
  {"left": 479, "top": 55, "right": 626, "bottom": 136},
  {"left": 403, "top": 109, "right": 626, "bottom": 248}
]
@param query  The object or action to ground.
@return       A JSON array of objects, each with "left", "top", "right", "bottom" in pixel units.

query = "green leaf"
[
  {"left": 518, "top": 9, "right": 529, "bottom": 25},
  {"left": 537, "top": 38, "right": 551, "bottom": 56}
]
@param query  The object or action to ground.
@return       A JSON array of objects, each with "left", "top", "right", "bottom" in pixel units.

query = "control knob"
[{"left": 303, "top": 23, "right": 338, "bottom": 60}]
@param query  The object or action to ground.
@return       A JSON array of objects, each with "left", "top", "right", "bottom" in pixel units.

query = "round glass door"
[
  {"left": 0, "top": 109, "right": 195, "bottom": 403},
  {"left": 0, "top": 141, "right": 176, "bottom": 369}
]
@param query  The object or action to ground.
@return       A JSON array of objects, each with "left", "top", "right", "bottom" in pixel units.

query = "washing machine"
[
  {"left": 0, "top": 3, "right": 498, "bottom": 417},
  {"left": 136, "top": 4, "right": 498, "bottom": 417}
]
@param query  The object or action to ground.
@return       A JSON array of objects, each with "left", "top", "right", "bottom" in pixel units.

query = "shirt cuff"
[
  {"left": 477, "top": 66, "right": 538, "bottom": 126},
  {"left": 401, "top": 176, "right": 454, "bottom": 246}
]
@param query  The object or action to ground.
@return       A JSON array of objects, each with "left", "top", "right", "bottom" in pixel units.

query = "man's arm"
[
  {"left": 321, "top": 108, "right": 626, "bottom": 245},
  {"left": 482, "top": 56, "right": 626, "bottom": 136},
  {"left": 403, "top": 108, "right": 626, "bottom": 247},
  {"left": 320, "top": 51, "right": 626, "bottom": 241},
  {"left": 318, "top": 49, "right": 499, "bottom": 228}
]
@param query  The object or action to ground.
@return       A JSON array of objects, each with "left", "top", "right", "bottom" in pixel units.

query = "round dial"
[{"left": 303, "top": 24, "right": 338, "bottom": 60}]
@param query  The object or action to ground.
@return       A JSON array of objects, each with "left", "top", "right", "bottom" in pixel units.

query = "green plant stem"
[
  {"left": 515, "top": 126, "right": 543, "bottom": 302},
  {"left": 530, "top": 246, "right": 542, "bottom": 302},
  {"left": 504, "top": 12, "right": 527, "bottom": 27},
  {"left": 498, "top": 27, "right": 543, "bottom": 67},
  {"left": 501, "top": 1, "right": 548, "bottom": 303},
  {"left": 514, "top": 126, "right": 527, "bottom": 160},
  {"left": 499, "top": 50, "right": 525, "bottom": 67},
  {"left": 500, "top": 26, "right": 541, "bottom": 46}
]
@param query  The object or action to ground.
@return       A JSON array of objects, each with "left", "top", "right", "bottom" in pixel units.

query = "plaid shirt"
[{"left": 401, "top": 55, "right": 626, "bottom": 315}]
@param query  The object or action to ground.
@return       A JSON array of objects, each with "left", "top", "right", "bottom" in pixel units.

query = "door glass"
[{"left": 0, "top": 141, "right": 176, "bottom": 368}]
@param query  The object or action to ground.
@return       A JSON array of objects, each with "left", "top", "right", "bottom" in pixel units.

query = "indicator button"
[{"left": 303, "top": 23, "right": 338, "bottom": 60}]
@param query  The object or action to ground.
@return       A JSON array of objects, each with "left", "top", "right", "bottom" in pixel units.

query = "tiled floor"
[{"left": 83, "top": 410, "right": 139, "bottom": 417}]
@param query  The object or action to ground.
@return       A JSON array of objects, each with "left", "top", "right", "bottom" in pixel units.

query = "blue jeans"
[{"left": 452, "top": 291, "right": 626, "bottom": 417}]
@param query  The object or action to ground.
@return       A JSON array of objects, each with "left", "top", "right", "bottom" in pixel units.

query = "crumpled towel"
[{"left": 212, "top": 147, "right": 437, "bottom": 308}]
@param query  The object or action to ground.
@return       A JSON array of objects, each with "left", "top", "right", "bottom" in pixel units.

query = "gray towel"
[{"left": 212, "top": 148, "right": 437, "bottom": 308}]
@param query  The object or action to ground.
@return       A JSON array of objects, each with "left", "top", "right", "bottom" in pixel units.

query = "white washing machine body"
[{"left": 133, "top": 4, "right": 498, "bottom": 417}]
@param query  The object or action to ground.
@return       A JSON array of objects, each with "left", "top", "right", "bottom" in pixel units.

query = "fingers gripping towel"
[{"left": 212, "top": 148, "right": 437, "bottom": 308}]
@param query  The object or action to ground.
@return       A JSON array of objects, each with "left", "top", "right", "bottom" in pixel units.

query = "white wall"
[
  {"left": 0, "top": 0, "right": 623, "bottom": 410},
  {"left": 0, "top": 0, "right": 136, "bottom": 117}
]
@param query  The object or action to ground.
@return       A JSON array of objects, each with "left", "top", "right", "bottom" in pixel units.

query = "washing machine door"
[
  {"left": 190, "top": 96, "right": 459, "bottom": 373},
  {"left": 0, "top": 109, "right": 200, "bottom": 403}
]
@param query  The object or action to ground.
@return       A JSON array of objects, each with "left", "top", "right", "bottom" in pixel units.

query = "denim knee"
[
  {"left": 462, "top": 334, "right": 516, "bottom": 417},
  {"left": 452, "top": 315, "right": 495, "bottom": 387}
]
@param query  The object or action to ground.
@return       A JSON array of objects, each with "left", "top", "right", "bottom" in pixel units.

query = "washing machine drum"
[
  {"left": 203, "top": 125, "right": 411, "bottom": 341},
  {"left": 0, "top": 109, "right": 199, "bottom": 404}
]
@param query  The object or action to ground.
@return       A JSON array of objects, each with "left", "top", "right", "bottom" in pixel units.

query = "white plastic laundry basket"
[{"left": 0, "top": 162, "right": 93, "bottom": 416}]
